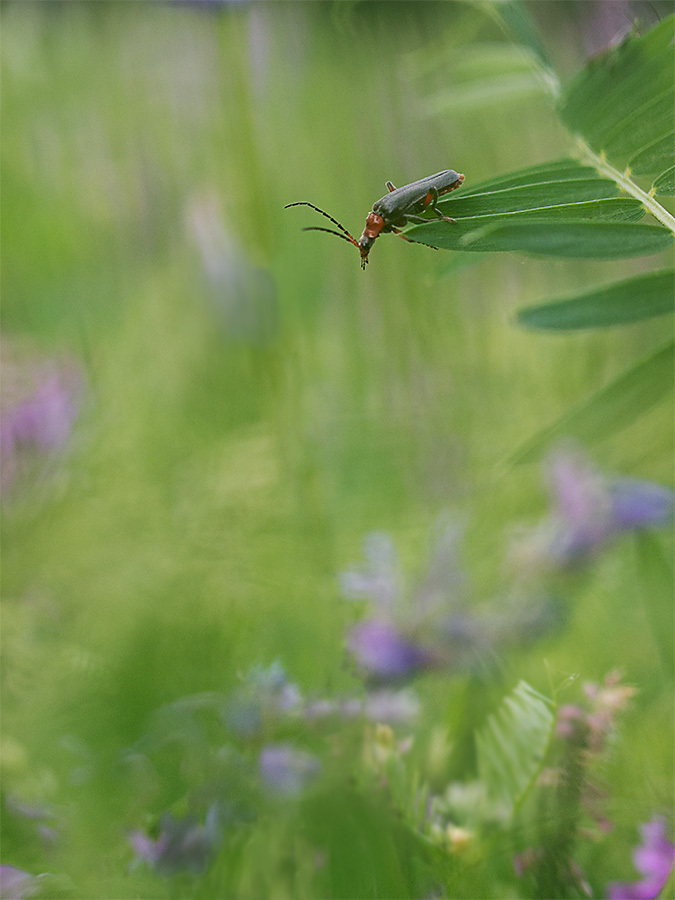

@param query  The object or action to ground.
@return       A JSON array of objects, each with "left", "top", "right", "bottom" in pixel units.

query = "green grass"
[{"left": 1, "top": 3, "right": 673, "bottom": 898}]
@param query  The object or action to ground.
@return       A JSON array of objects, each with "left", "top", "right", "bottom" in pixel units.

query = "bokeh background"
[{"left": 1, "top": 2, "right": 673, "bottom": 898}]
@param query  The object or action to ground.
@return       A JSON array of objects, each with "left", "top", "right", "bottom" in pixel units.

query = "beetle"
[{"left": 285, "top": 169, "right": 465, "bottom": 269}]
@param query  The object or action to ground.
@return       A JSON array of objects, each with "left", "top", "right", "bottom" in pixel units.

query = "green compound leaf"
[
  {"left": 630, "top": 132, "right": 675, "bottom": 176},
  {"left": 603, "top": 87, "right": 675, "bottom": 160},
  {"left": 510, "top": 340, "right": 675, "bottom": 464},
  {"left": 442, "top": 179, "right": 634, "bottom": 218},
  {"left": 411, "top": 219, "right": 671, "bottom": 258},
  {"left": 423, "top": 43, "right": 546, "bottom": 114},
  {"left": 451, "top": 160, "right": 608, "bottom": 195},
  {"left": 405, "top": 160, "right": 674, "bottom": 257},
  {"left": 517, "top": 269, "right": 675, "bottom": 330},
  {"left": 476, "top": 681, "right": 555, "bottom": 819},
  {"left": 653, "top": 166, "right": 675, "bottom": 197},
  {"left": 558, "top": 16, "right": 675, "bottom": 165},
  {"left": 487, "top": 0, "right": 554, "bottom": 72}
]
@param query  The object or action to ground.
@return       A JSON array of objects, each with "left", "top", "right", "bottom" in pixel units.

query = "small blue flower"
[{"left": 608, "top": 479, "right": 674, "bottom": 532}]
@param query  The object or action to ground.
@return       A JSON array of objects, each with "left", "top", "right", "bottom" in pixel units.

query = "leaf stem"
[{"left": 577, "top": 139, "right": 675, "bottom": 234}]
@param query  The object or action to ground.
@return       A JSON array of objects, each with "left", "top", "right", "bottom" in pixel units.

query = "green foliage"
[
  {"left": 2, "top": 4, "right": 673, "bottom": 898},
  {"left": 510, "top": 340, "right": 674, "bottom": 463},
  {"left": 517, "top": 269, "right": 675, "bottom": 330},
  {"left": 413, "top": 10, "right": 675, "bottom": 459},
  {"left": 410, "top": 15, "right": 675, "bottom": 264},
  {"left": 485, "top": 0, "right": 554, "bottom": 72},
  {"left": 558, "top": 16, "right": 675, "bottom": 180},
  {"left": 653, "top": 165, "right": 675, "bottom": 197},
  {"left": 422, "top": 43, "right": 546, "bottom": 114},
  {"left": 417, "top": 218, "right": 672, "bottom": 257},
  {"left": 475, "top": 681, "right": 555, "bottom": 819}
]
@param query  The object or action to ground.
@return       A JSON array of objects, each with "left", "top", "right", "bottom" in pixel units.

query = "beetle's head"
[{"left": 358, "top": 235, "right": 374, "bottom": 268}]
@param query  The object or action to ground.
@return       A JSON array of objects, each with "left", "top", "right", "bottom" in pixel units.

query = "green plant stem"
[{"left": 577, "top": 140, "right": 675, "bottom": 234}]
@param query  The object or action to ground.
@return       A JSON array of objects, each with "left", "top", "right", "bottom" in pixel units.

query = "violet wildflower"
[
  {"left": 343, "top": 521, "right": 554, "bottom": 681},
  {"left": 515, "top": 451, "right": 674, "bottom": 568},
  {"left": 1, "top": 354, "right": 82, "bottom": 493},
  {"left": 7, "top": 374, "right": 79, "bottom": 450},
  {"left": 0, "top": 867, "right": 37, "bottom": 900},
  {"left": 259, "top": 744, "right": 320, "bottom": 796},
  {"left": 341, "top": 521, "right": 465, "bottom": 681},
  {"left": 129, "top": 804, "right": 222, "bottom": 877},
  {"left": 608, "top": 479, "right": 674, "bottom": 532},
  {"left": 607, "top": 817, "right": 675, "bottom": 900},
  {"left": 347, "top": 620, "right": 429, "bottom": 681},
  {"left": 553, "top": 452, "right": 673, "bottom": 560}
]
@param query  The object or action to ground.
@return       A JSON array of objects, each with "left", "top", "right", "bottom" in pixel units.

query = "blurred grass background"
[{"left": 1, "top": 2, "right": 673, "bottom": 897}]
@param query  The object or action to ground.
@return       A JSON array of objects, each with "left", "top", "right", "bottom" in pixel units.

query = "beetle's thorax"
[
  {"left": 358, "top": 211, "right": 385, "bottom": 267},
  {"left": 360, "top": 211, "right": 385, "bottom": 242}
]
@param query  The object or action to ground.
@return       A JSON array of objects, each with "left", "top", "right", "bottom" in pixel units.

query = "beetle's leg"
[
  {"left": 381, "top": 216, "right": 407, "bottom": 234},
  {"left": 390, "top": 226, "right": 412, "bottom": 243},
  {"left": 385, "top": 181, "right": 396, "bottom": 192},
  {"left": 401, "top": 213, "right": 457, "bottom": 225},
  {"left": 425, "top": 186, "right": 457, "bottom": 222},
  {"left": 402, "top": 214, "right": 430, "bottom": 224},
  {"left": 390, "top": 225, "right": 440, "bottom": 250}
]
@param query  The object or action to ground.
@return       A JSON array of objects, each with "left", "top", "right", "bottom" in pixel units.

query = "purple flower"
[
  {"left": 347, "top": 620, "right": 429, "bottom": 681},
  {"left": 607, "top": 816, "right": 675, "bottom": 899},
  {"left": 608, "top": 480, "right": 674, "bottom": 532},
  {"left": 1, "top": 358, "right": 82, "bottom": 493},
  {"left": 341, "top": 521, "right": 467, "bottom": 681},
  {"left": 9, "top": 374, "right": 79, "bottom": 450},
  {"left": 129, "top": 805, "right": 221, "bottom": 877},
  {"left": 535, "top": 451, "right": 674, "bottom": 565},
  {"left": 0, "top": 867, "right": 37, "bottom": 900},
  {"left": 259, "top": 744, "right": 320, "bottom": 796},
  {"left": 0, "top": 866, "right": 42, "bottom": 900}
]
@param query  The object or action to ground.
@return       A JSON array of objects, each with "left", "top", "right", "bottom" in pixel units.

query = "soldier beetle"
[{"left": 285, "top": 169, "right": 464, "bottom": 269}]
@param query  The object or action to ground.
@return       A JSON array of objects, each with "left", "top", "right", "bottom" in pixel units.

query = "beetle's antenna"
[
  {"left": 301, "top": 226, "right": 360, "bottom": 247},
  {"left": 284, "top": 202, "right": 358, "bottom": 246}
]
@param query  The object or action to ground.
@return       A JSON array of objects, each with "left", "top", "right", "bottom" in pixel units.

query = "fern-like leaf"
[{"left": 475, "top": 680, "right": 555, "bottom": 820}]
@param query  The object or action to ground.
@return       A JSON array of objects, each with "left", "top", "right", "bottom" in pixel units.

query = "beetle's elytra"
[{"left": 285, "top": 169, "right": 465, "bottom": 269}]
